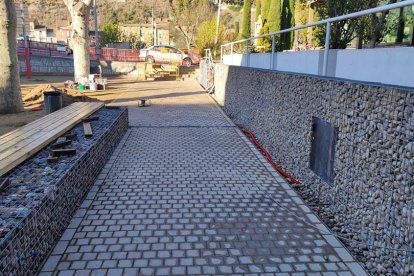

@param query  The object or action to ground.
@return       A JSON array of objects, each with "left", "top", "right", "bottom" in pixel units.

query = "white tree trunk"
[
  {"left": 0, "top": 0, "right": 23, "bottom": 114},
  {"left": 64, "top": 0, "right": 92, "bottom": 83}
]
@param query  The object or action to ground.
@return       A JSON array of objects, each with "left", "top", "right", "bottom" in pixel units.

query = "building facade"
[
  {"left": 119, "top": 23, "right": 171, "bottom": 46},
  {"left": 29, "top": 20, "right": 56, "bottom": 43},
  {"left": 15, "top": 4, "right": 30, "bottom": 39}
]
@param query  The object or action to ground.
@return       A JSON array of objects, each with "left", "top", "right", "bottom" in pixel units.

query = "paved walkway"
[{"left": 40, "top": 80, "right": 366, "bottom": 275}]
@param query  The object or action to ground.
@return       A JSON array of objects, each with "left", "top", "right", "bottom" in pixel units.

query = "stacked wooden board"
[{"left": 0, "top": 102, "right": 104, "bottom": 177}]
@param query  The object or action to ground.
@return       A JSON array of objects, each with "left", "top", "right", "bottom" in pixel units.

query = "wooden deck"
[{"left": 0, "top": 102, "right": 104, "bottom": 177}]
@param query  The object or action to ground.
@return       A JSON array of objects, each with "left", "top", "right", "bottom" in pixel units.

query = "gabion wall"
[
  {"left": 0, "top": 108, "right": 128, "bottom": 275},
  {"left": 214, "top": 64, "right": 414, "bottom": 275}
]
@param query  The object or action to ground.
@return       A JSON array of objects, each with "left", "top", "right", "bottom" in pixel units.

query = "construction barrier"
[
  {"left": 17, "top": 40, "right": 141, "bottom": 62},
  {"left": 101, "top": 48, "right": 141, "bottom": 62}
]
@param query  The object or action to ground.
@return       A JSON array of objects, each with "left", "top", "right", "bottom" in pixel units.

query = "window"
[
  {"left": 167, "top": 47, "right": 179, "bottom": 54},
  {"left": 310, "top": 117, "right": 338, "bottom": 184}
]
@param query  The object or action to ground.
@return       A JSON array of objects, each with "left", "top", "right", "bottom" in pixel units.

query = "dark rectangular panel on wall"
[{"left": 310, "top": 117, "right": 338, "bottom": 184}]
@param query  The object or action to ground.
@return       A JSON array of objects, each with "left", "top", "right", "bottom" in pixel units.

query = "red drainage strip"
[{"left": 242, "top": 129, "right": 301, "bottom": 186}]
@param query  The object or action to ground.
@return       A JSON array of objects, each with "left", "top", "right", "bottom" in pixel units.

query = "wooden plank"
[
  {"left": 83, "top": 122, "right": 93, "bottom": 138},
  {"left": 47, "top": 155, "right": 59, "bottom": 163},
  {"left": 0, "top": 102, "right": 88, "bottom": 145},
  {"left": 65, "top": 132, "right": 77, "bottom": 140},
  {"left": 52, "top": 148, "right": 76, "bottom": 157},
  {"left": 0, "top": 102, "right": 86, "bottom": 142},
  {"left": 51, "top": 139, "right": 72, "bottom": 149},
  {"left": 0, "top": 103, "right": 81, "bottom": 141},
  {"left": 0, "top": 103, "right": 102, "bottom": 163},
  {"left": 0, "top": 102, "right": 103, "bottom": 177},
  {"left": 55, "top": 137, "right": 67, "bottom": 144},
  {"left": 0, "top": 102, "right": 87, "bottom": 147},
  {"left": 82, "top": 116, "right": 99, "bottom": 123},
  {"left": 0, "top": 103, "right": 96, "bottom": 161},
  {"left": 0, "top": 103, "right": 97, "bottom": 152},
  {"left": 104, "top": 105, "right": 120, "bottom": 109},
  {"left": 0, "top": 103, "right": 102, "bottom": 174},
  {"left": 0, "top": 103, "right": 97, "bottom": 150},
  {"left": 0, "top": 103, "right": 87, "bottom": 148}
]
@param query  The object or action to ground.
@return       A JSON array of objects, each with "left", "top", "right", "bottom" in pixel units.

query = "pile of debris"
[
  {"left": 23, "top": 84, "right": 56, "bottom": 106},
  {"left": 23, "top": 84, "right": 95, "bottom": 109},
  {"left": 47, "top": 116, "right": 99, "bottom": 163}
]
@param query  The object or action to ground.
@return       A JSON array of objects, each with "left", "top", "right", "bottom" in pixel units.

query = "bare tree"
[
  {"left": 169, "top": 0, "right": 213, "bottom": 50},
  {"left": 63, "top": 0, "right": 93, "bottom": 82},
  {"left": 0, "top": 0, "right": 24, "bottom": 114}
]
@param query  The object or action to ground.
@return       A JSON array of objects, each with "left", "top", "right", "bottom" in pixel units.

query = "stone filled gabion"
[
  {"left": 0, "top": 107, "right": 128, "bottom": 275},
  {"left": 214, "top": 64, "right": 414, "bottom": 275}
]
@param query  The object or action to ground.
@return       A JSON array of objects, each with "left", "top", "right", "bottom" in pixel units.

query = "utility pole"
[
  {"left": 213, "top": 0, "right": 222, "bottom": 57},
  {"left": 21, "top": 4, "right": 27, "bottom": 43},
  {"left": 93, "top": 0, "right": 99, "bottom": 49},
  {"left": 152, "top": 0, "right": 156, "bottom": 45},
  {"left": 21, "top": 4, "right": 31, "bottom": 79}
]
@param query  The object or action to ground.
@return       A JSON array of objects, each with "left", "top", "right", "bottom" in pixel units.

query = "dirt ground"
[{"left": 0, "top": 72, "right": 198, "bottom": 136}]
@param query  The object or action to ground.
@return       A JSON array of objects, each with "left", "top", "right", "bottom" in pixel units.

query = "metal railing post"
[
  {"left": 411, "top": 14, "right": 414, "bottom": 46},
  {"left": 221, "top": 45, "right": 224, "bottom": 63},
  {"left": 271, "top": 34, "right": 276, "bottom": 70},
  {"left": 245, "top": 40, "right": 249, "bottom": 67},
  {"left": 230, "top": 43, "right": 234, "bottom": 65},
  {"left": 322, "top": 22, "right": 331, "bottom": 76}
]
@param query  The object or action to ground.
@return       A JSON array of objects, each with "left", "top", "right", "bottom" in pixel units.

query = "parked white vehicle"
[{"left": 139, "top": 45, "right": 193, "bottom": 67}]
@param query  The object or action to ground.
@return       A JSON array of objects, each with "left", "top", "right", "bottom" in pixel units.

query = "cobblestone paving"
[
  {"left": 40, "top": 81, "right": 366, "bottom": 275},
  {"left": 110, "top": 81, "right": 233, "bottom": 127}
]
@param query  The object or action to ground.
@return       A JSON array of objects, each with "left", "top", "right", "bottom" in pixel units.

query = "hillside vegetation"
[{"left": 15, "top": 0, "right": 170, "bottom": 27}]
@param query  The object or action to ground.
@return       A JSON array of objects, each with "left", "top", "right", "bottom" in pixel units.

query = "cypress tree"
[
  {"left": 256, "top": 0, "right": 261, "bottom": 21},
  {"left": 241, "top": 0, "right": 252, "bottom": 39},
  {"left": 235, "top": 21, "right": 240, "bottom": 35},
  {"left": 280, "top": 0, "right": 295, "bottom": 49},
  {"left": 267, "top": 0, "right": 281, "bottom": 33},
  {"left": 289, "top": 0, "right": 295, "bottom": 46},
  {"left": 262, "top": 0, "right": 271, "bottom": 22}
]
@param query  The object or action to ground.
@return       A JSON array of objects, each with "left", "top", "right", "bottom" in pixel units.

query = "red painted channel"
[
  {"left": 24, "top": 47, "right": 31, "bottom": 79},
  {"left": 242, "top": 129, "right": 301, "bottom": 186}
]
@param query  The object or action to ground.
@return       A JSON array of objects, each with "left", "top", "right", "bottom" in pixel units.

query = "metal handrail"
[{"left": 221, "top": 0, "right": 414, "bottom": 75}]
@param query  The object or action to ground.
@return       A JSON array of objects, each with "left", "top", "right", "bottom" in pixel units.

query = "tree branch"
[
  {"left": 177, "top": 25, "right": 190, "bottom": 41},
  {"left": 82, "top": 0, "right": 93, "bottom": 7},
  {"left": 62, "top": 0, "right": 72, "bottom": 8}
]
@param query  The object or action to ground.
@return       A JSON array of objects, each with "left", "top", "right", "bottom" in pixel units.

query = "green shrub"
[{"left": 228, "top": 5, "right": 242, "bottom": 12}]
